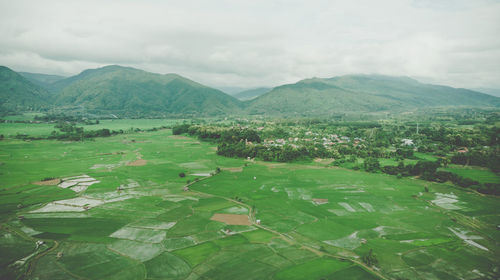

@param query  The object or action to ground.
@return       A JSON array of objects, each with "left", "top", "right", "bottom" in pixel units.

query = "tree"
[
  {"left": 178, "top": 172, "right": 186, "bottom": 178},
  {"left": 364, "top": 157, "right": 380, "bottom": 173},
  {"left": 362, "top": 249, "right": 378, "bottom": 266}
]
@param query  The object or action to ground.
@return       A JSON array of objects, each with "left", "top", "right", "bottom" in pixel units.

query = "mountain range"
[
  {"left": 1, "top": 65, "right": 498, "bottom": 117},
  {"left": 0, "top": 66, "right": 51, "bottom": 113}
]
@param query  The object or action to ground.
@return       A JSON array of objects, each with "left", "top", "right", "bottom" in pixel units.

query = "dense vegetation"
[
  {"left": 0, "top": 66, "right": 51, "bottom": 114},
  {"left": 246, "top": 75, "right": 500, "bottom": 116},
  {"left": 1, "top": 121, "right": 498, "bottom": 280},
  {"left": 2, "top": 65, "right": 499, "bottom": 118},
  {"left": 172, "top": 112, "right": 499, "bottom": 195}
]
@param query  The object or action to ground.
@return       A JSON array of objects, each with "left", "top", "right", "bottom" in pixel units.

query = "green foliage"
[
  {"left": 362, "top": 249, "right": 378, "bottom": 266},
  {"left": 364, "top": 157, "right": 380, "bottom": 172},
  {"left": 52, "top": 65, "right": 242, "bottom": 117},
  {"left": 246, "top": 75, "right": 500, "bottom": 116},
  {"left": 0, "top": 66, "right": 51, "bottom": 113}
]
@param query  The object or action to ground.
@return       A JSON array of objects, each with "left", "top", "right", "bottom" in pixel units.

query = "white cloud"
[{"left": 0, "top": 0, "right": 499, "bottom": 89}]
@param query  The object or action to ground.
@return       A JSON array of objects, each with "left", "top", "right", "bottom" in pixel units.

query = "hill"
[
  {"left": 233, "top": 87, "right": 271, "bottom": 101},
  {"left": 0, "top": 66, "right": 50, "bottom": 113},
  {"left": 19, "top": 72, "right": 66, "bottom": 90},
  {"left": 52, "top": 65, "right": 242, "bottom": 117},
  {"left": 246, "top": 75, "right": 500, "bottom": 116},
  {"left": 473, "top": 88, "right": 500, "bottom": 97}
]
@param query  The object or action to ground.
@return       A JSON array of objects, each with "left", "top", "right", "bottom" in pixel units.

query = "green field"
[
  {"left": 0, "top": 118, "right": 185, "bottom": 137},
  {"left": 439, "top": 165, "right": 500, "bottom": 184},
  {"left": 0, "top": 126, "right": 498, "bottom": 279}
]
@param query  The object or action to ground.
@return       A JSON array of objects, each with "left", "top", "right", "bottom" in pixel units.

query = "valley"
[{"left": 0, "top": 115, "right": 498, "bottom": 279}]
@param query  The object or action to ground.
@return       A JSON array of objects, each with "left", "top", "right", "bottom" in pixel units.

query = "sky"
[{"left": 1, "top": 0, "right": 500, "bottom": 90}]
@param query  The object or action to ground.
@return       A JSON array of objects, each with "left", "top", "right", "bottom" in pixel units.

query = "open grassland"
[
  {"left": 0, "top": 118, "right": 185, "bottom": 137},
  {"left": 439, "top": 165, "right": 500, "bottom": 184},
  {"left": 0, "top": 126, "right": 498, "bottom": 279}
]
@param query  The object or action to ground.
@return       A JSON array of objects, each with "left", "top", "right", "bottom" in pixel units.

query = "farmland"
[{"left": 0, "top": 123, "right": 499, "bottom": 279}]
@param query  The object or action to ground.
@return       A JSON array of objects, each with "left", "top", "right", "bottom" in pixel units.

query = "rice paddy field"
[
  {"left": 0, "top": 126, "right": 499, "bottom": 279},
  {"left": 439, "top": 165, "right": 500, "bottom": 184},
  {"left": 0, "top": 119, "right": 185, "bottom": 137}
]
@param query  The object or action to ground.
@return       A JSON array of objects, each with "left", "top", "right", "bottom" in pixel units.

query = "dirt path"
[{"left": 24, "top": 240, "right": 59, "bottom": 279}]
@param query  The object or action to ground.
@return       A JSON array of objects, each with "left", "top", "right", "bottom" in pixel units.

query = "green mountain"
[
  {"left": 473, "top": 88, "right": 500, "bottom": 97},
  {"left": 52, "top": 65, "right": 242, "bottom": 117},
  {"left": 19, "top": 72, "right": 66, "bottom": 89},
  {"left": 233, "top": 87, "right": 271, "bottom": 101},
  {"left": 246, "top": 75, "right": 500, "bottom": 116},
  {"left": 3, "top": 66, "right": 499, "bottom": 117},
  {"left": 0, "top": 66, "right": 50, "bottom": 113}
]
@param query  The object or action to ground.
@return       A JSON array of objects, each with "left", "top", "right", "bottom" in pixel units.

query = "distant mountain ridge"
[
  {"left": 473, "top": 88, "right": 500, "bottom": 97},
  {"left": 50, "top": 65, "right": 242, "bottom": 117},
  {"left": 19, "top": 72, "right": 66, "bottom": 89},
  {"left": 233, "top": 87, "right": 271, "bottom": 101},
  {"left": 0, "top": 66, "right": 51, "bottom": 113},
  {"left": 246, "top": 75, "right": 500, "bottom": 116},
  {"left": 1, "top": 65, "right": 499, "bottom": 117}
]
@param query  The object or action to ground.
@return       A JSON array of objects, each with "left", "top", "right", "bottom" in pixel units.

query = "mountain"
[
  {"left": 246, "top": 75, "right": 500, "bottom": 116},
  {"left": 0, "top": 66, "right": 50, "bottom": 113},
  {"left": 52, "top": 65, "right": 242, "bottom": 117},
  {"left": 19, "top": 72, "right": 66, "bottom": 89},
  {"left": 233, "top": 87, "right": 271, "bottom": 101},
  {"left": 3, "top": 66, "right": 499, "bottom": 117},
  {"left": 473, "top": 88, "right": 500, "bottom": 97}
]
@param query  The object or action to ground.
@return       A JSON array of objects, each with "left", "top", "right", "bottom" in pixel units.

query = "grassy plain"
[
  {"left": 439, "top": 165, "right": 500, "bottom": 184},
  {"left": 0, "top": 123, "right": 498, "bottom": 279}
]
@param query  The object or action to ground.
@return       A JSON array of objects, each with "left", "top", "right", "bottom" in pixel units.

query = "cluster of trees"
[
  {"left": 173, "top": 121, "right": 498, "bottom": 195},
  {"left": 376, "top": 159, "right": 499, "bottom": 195},
  {"left": 451, "top": 151, "right": 500, "bottom": 172},
  {"left": 217, "top": 142, "right": 309, "bottom": 162},
  {"left": 173, "top": 124, "right": 261, "bottom": 144},
  {"left": 50, "top": 122, "right": 114, "bottom": 140},
  {"left": 362, "top": 249, "right": 378, "bottom": 267},
  {"left": 12, "top": 122, "right": 169, "bottom": 141},
  {"left": 172, "top": 124, "right": 191, "bottom": 135}
]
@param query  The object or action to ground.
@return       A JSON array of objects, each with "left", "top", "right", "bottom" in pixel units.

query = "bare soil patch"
[
  {"left": 314, "top": 158, "right": 335, "bottom": 165},
  {"left": 211, "top": 213, "right": 251, "bottom": 225},
  {"left": 223, "top": 167, "right": 243, "bottom": 172},
  {"left": 127, "top": 159, "right": 147, "bottom": 166},
  {"left": 168, "top": 135, "right": 191, "bottom": 140},
  {"left": 33, "top": 178, "right": 61, "bottom": 186}
]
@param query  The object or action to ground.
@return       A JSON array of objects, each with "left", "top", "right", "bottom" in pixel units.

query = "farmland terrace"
[{"left": 0, "top": 128, "right": 499, "bottom": 279}]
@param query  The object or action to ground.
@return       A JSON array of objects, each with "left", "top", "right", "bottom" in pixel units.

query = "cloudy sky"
[{"left": 1, "top": 0, "right": 499, "bottom": 90}]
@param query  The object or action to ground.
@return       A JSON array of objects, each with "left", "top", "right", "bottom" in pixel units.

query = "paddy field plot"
[{"left": 0, "top": 127, "right": 499, "bottom": 279}]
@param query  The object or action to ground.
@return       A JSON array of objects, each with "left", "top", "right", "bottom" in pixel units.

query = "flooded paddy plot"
[
  {"left": 57, "top": 174, "right": 100, "bottom": 192},
  {"left": 110, "top": 226, "right": 166, "bottom": 243},
  {"left": 312, "top": 198, "right": 329, "bottom": 205},
  {"left": 432, "top": 193, "right": 463, "bottom": 210}
]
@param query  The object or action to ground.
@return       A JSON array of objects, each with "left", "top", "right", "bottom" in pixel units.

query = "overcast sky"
[{"left": 1, "top": 0, "right": 499, "bottom": 90}]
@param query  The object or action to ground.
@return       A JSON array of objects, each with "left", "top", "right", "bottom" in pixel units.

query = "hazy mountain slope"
[
  {"left": 53, "top": 65, "right": 242, "bottom": 116},
  {"left": 326, "top": 75, "right": 499, "bottom": 107},
  {"left": 233, "top": 87, "right": 271, "bottom": 101},
  {"left": 246, "top": 75, "right": 500, "bottom": 116},
  {"left": 19, "top": 72, "right": 66, "bottom": 89},
  {"left": 0, "top": 66, "right": 50, "bottom": 112},
  {"left": 473, "top": 88, "right": 500, "bottom": 97}
]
